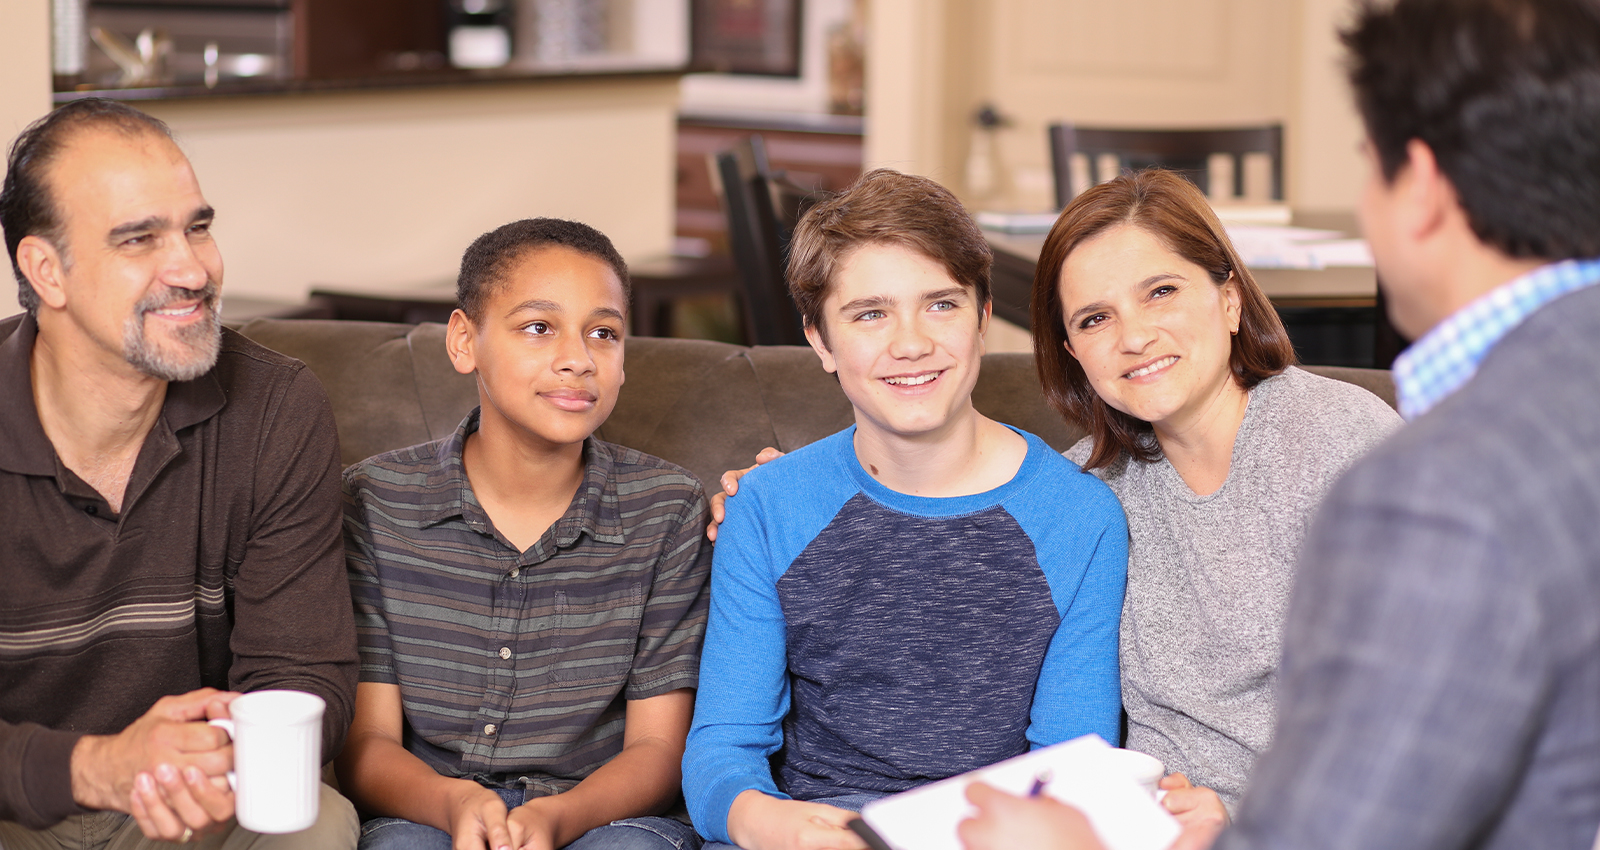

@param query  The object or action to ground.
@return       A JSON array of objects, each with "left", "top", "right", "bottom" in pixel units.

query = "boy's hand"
[
  {"left": 446, "top": 780, "right": 514, "bottom": 850},
  {"left": 505, "top": 797, "right": 563, "bottom": 850},
  {"left": 727, "top": 790, "right": 866, "bottom": 850},
  {"left": 705, "top": 447, "right": 785, "bottom": 542},
  {"left": 1158, "top": 774, "right": 1229, "bottom": 850}
]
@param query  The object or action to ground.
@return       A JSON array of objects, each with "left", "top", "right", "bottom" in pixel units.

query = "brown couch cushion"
[{"left": 236, "top": 318, "right": 1396, "bottom": 490}]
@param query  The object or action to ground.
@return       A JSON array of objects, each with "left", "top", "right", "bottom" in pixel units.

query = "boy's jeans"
[{"left": 357, "top": 787, "right": 700, "bottom": 850}]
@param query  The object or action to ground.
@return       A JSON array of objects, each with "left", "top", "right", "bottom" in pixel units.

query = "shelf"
[{"left": 54, "top": 65, "right": 686, "bottom": 103}]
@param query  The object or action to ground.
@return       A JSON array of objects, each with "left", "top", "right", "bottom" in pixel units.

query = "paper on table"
[
  {"left": 853, "top": 735, "right": 1180, "bottom": 850},
  {"left": 1210, "top": 203, "right": 1293, "bottom": 226},
  {"left": 1224, "top": 225, "right": 1374, "bottom": 270},
  {"left": 975, "top": 210, "right": 1060, "bottom": 234},
  {"left": 1303, "top": 239, "right": 1374, "bottom": 267}
]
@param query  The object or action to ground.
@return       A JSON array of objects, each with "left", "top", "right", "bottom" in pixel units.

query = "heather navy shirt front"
[{"left": 682, "top": 426, "right": 1127, "bottom": 843}]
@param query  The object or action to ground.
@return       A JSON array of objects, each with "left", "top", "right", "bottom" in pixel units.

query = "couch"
[{"left": 236, "top": 318, "right": 1398, "bottom": 487}]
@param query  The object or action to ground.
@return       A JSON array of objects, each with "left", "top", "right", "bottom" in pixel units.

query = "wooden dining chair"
[
  {"left": 1048, "top": 123, "right": 1285, "bottom": 209},
  {"left": 711, "top": 134, "right": 817, "bottom": 346}
]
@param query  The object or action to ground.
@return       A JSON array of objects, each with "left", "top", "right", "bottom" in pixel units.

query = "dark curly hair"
[
  {"left": 456, "top": 218, "right": 629, "bottom": 323},
  {"left": 1345, "top": 0, "right": 1600, "bottom": 260}
]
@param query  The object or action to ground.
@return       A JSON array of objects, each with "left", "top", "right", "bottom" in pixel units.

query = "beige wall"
[
  {"left": 1292, "top": 0, "right": 1368, "bottom": 211},
  {"left": 6, "top": 1, "right": 1369, "bottom": 318},
  {"left": 0, "top": 27, "right": 678, "bottom": 311},
  {"left": 0, "top": 2, "right": 54, "bottom": 317},
  {"left": 143, "top": 79, "right": 679, "bottom": 303},
  {"left": 865, "top": 0, "right": 1368, "bottom": 213}
]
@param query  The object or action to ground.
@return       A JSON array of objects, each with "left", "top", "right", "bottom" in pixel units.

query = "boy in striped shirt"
[{"left": 337, "top": 218, "right": 710, "bottom": 850}]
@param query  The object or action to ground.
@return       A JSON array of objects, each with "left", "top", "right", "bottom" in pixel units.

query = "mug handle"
[{"left": 207, "top": 718, "right": 239, "bottom": 790}]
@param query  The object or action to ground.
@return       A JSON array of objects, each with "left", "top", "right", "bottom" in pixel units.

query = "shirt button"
[
  {"left": 85, "top": 505, "right": 97, "bottom": 516},
  {"left": 509, "top": 568, "right": 520, "bottom": 578},
  {"left": 484, "top": 723, "right": 497, "bottom": 736},
  {"left": 498, "top": 646, "right": 512, "bottom": 660}
]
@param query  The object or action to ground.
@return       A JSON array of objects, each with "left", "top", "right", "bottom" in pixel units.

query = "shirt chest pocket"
[{"left": 550, "top": 582, "right": 645, "bottom": 684}]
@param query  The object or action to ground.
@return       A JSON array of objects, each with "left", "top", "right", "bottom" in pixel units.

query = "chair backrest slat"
[{"left": 1049, "top": 123, "right": 1285, "bottom": 209}]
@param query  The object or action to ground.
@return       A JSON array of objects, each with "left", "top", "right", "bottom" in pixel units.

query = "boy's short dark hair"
[
  {"left": 1, "top": 98, "right": 174, "bottom": 315},
  {"left": 457, "top": 218, "right": 630, "bottom": 322},
  {"left": 786, "top": 169, "right": 992, "bottom": 346},
  {"left": 1344, "top": 0, "right": 1600, "bottom": 260}
]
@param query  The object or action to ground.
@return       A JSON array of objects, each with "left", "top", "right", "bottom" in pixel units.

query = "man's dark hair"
[
  {"left": 0, "top": 98, "right": 174, "bottom": 315},
  {"left": 456, "top": 218, "right": 630, "bottom": 323},
  {"left": 1344, "top": 0, "right": 1600, "bottom": 260}
]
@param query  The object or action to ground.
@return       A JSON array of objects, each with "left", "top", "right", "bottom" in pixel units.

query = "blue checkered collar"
[{"left": 1393, "top": 258, "right": 1600, "bottom": 420}]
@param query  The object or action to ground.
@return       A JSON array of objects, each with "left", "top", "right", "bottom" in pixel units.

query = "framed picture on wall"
[{"left": 690, "top": 0, "right": 802, "bottom": 77}]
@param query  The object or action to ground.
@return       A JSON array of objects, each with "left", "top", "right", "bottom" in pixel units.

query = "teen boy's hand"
[
  {"left": 446, "top": 780, "right": 518, "bottom": 850},
  {"left": 727, "top": 789, "right": 867, "bottom": 850},
  {"left": 705, "top": 447, "right": 785, "bottom": 542},
  {"left": 504, "top": 797, "right": 564, "bottom": 850}
]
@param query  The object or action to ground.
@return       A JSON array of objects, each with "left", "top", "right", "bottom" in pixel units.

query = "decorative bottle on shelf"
[
  {"left": 448, "top": 0, "right": 514, "bottom": 69},
  {"left": 51, "top": 0, "right": 87, "bottom": 88}
]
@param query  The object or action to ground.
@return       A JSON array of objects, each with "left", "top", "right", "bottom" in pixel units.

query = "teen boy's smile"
[{"left": 805, "top": 241, "right": 989, "bottom": 446}]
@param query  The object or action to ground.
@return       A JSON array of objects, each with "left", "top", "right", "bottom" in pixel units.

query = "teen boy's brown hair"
[{"left": 786, "top": 169, "right": 992, "bottom": 345}]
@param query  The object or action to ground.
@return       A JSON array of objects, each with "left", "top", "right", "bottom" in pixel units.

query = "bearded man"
[{"left": 0, "top": 98, "right": 358, "bottom": 849}]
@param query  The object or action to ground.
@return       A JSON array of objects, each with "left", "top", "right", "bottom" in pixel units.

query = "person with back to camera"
[
  {"left": 682, "top": 168, "right": 1128, "bottom": 850},
  {"left": 337, "top": 218, "right": 711, "bottom": 850},
  {"left": 959, "top": 0, "right": 1600, "bottom": 847}
]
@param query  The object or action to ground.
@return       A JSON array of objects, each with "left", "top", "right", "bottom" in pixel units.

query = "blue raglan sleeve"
[
  {"left": 682, "top": 479, "right": 794, "bottom": 843},
  {"left": 1023, "top": 471, "right": 1128, "bottom": 749}
]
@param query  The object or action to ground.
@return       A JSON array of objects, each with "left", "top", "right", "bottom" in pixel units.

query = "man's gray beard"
[{"left": 122, "top": 282, "right": 222, "bottom": 382}]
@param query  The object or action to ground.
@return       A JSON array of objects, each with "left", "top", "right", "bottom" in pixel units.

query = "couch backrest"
[{"left": 237, "top": 318, "right": 1396, "bottom": 490}]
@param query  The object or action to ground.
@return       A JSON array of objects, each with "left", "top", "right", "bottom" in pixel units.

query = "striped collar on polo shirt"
[
  {"left": 1393, "top": 258, "right": 1600, "bottom": 420},
  {"left": 419, "top": 408, "right": 628, "bottom": 547}
]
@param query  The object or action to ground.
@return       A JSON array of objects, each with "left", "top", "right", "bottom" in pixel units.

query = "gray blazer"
[{"left": 1221, "top": 282, "right": 1600, "bottom": 850}]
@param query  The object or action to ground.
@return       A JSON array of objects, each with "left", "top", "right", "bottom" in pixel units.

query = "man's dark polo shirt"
[{"left": 0, "top": 313, "right": 359, "bottom": 829}]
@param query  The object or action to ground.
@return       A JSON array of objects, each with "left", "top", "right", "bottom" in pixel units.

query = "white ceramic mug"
[
  {"left": 1099, "top": 747, "right": 1166, "bottom": 798},
  {"left": 208, "top": 690, "right": 324, "bottom": 834}
]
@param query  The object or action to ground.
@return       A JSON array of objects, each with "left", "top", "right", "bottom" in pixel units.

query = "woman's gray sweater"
[{"left": 1067, "top": 367, "right": 1400, "bottom": 811}]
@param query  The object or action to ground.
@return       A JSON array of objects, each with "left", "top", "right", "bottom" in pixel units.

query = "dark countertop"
[
  {"left": 55, "top": 65, "right": 685, "bottom": 103},
  {"left": 679, "top": 108, "right": 865, "bottom": 136}
]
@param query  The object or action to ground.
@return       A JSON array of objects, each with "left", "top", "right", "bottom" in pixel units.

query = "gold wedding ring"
[{"left": 177, "top": 827, "right": 194, "bottom": 844}]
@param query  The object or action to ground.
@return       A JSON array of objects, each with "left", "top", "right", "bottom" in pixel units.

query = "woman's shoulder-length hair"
[{"left": 1030, "top": 168, "right": 1296, "bottom": 470}]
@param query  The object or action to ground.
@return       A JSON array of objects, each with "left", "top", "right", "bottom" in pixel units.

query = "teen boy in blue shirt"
[
  {"left": 338, "top": 219, "right": 710, "bottom": 850},
  {"left": 682, "top": 170, "right": 1128, "bottom": 850}
]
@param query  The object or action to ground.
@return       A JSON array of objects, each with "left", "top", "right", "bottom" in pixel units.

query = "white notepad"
[{"left": 851, "top": 734, "right": 1180, "bottom": 850}]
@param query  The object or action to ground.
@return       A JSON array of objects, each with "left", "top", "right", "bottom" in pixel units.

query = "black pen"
[{"left": 1028, "top": 771, "right": 1052, "bottom": 797}]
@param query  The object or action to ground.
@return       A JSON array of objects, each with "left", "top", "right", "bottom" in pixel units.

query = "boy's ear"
[
  {"left": 445, "top": 309, "right": 478, "bottom": 376},
  {"left": 803, "top": 321, "right": 837, "bottom": 374}
]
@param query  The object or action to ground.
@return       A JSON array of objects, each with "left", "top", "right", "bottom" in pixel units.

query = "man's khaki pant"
[{"left": 0, "top": 785, "right": 356, "bottom": 850}]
